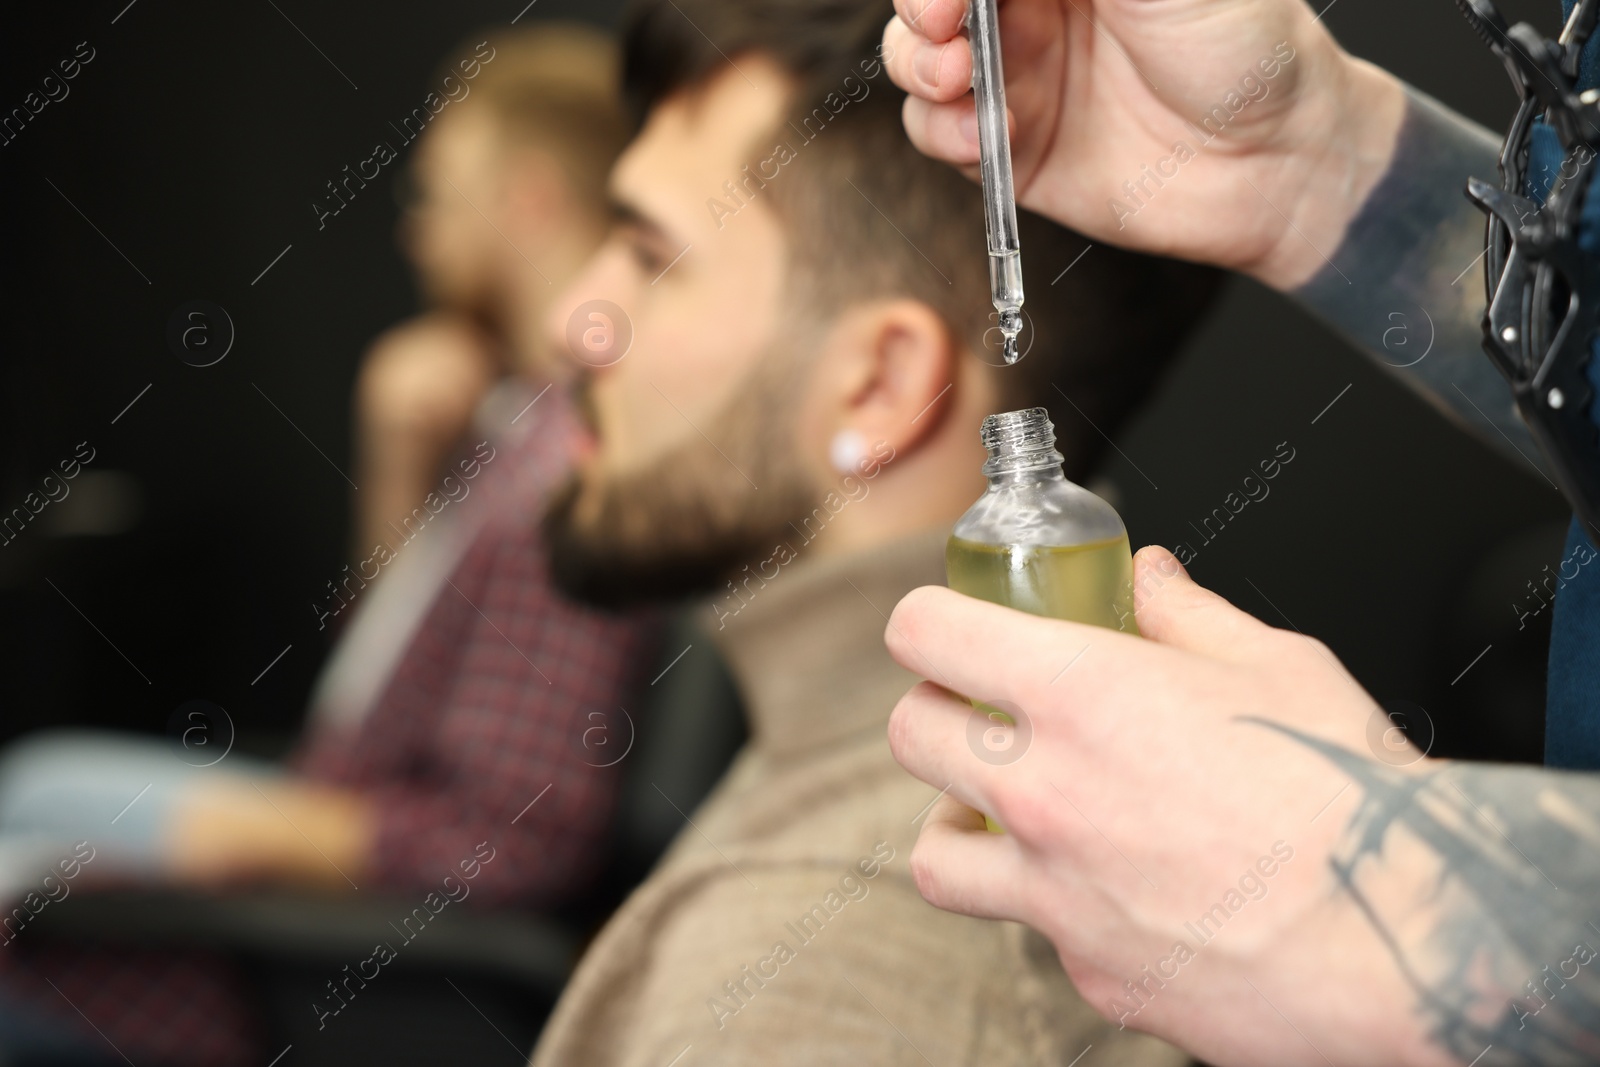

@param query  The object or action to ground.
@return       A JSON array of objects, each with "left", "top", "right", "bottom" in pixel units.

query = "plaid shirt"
[
  {"left": 296, "top": 385, "right": 659, "bottom": 906},
  {"left": 0, "top": 384, "right": 659, "bottom": 1066}
]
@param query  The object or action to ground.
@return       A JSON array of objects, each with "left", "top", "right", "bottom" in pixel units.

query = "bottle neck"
[
  {"left": 980, "top": 407, "right": 1066, "bottom": 485},
  {"left": 987, "top": 464, "right": 1065, "bottom": 488}
]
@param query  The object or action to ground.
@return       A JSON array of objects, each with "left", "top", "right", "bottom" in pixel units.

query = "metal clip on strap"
[{"left": 1461, "top": 0, "right": 1600, "bottom": 539}]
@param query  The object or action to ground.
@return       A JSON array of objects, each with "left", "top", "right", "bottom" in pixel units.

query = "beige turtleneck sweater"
[{"left": 531, "top": 528, "right": 1190, "bottom": 1067}]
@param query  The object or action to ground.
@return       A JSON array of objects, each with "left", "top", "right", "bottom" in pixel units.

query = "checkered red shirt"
[
  {"left": 0, "top": 384, "right": 659, "bottom": 1065},
  {"left": 296, "top": 385, "right": 660, "bottom": 907}
]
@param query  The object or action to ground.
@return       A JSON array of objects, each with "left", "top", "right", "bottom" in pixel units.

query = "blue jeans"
[{"left": 0, "top": 730, "right": 277, "bottom": 894}]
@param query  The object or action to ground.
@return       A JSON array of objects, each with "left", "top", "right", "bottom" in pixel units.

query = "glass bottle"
[
  {"left": 948, "top": 408, "right": 1136, "bottom": 831},
  {"left": 947, "top": 408, "right": 1138, "bottom": 633}
]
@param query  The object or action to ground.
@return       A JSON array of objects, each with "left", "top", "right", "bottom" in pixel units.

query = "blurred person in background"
[
  {"left": 524, "top": 0, "right": 1221, "bottom": 1063},
  {"left": 0, "top": 24, "right": 655, "bottom": 1067},
  {"left": 354, "top": 20, "right": 619, "bottom": 566}
]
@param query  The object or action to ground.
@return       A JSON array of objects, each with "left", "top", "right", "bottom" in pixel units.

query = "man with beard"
[{"left": 527, "top": 0, "right": 1220, "bottom": 1063}]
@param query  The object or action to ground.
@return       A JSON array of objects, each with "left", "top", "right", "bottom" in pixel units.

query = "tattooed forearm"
[
  {"left": 1294, "top": 89, "right": 1553, "bottom": 481},
  {"left": 1258, "top": 722, "right": 1600, "bottom": 1066}
]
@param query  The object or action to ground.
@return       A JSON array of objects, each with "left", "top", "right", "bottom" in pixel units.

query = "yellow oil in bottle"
[
  {"left": 945, "top": 534, "right": 1138, "bottom": 633},
  {"left": 947, "top": 534, "right": 1136, "bottom": 832}
]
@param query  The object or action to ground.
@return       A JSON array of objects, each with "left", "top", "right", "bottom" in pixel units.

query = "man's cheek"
[
  {"left": 592, "top": 399, "right": 662, "bottom": 488},
  {"left": 612, "top": 377, "right": 696, "bottom": 471},
  {"left": 597, "top": 384, "right": 647, "bottom": 472}
]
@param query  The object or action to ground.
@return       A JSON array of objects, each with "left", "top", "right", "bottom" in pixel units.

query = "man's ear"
[{"left": 816, "top": 298, "right": 959, "bottom": 470}]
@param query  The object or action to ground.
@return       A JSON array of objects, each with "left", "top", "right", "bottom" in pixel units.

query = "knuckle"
[
  {"left": 887, "top": 586, "right": 933, "bottom": 643},
  {"left": 1075, "top": 972, "right": 1124, "bottom": 1023},
  {"left": 1260, "top": 624, "right": 1306, "bottom": 657},
  {"left": 901, "top": 93, "right": 933, "bottom": 140},
  {"left": 1301, "top": 635, "right": 1337, "bottom": 662},
  {"left": 1278, "top": 629, "right": 1337, "bottom": 670},
  {"left": 1068, "top": 965, "right": 1110, "bottom": 1004},
  {"left": 885, "top": 698, "right": 915, "bottom": 756},
  {"left": 907, "top": 837, "right": 948, "bottom": 906}
]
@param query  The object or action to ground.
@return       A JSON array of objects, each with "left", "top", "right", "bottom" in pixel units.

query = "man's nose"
[
  {"left": 569, "top": 301, "right": 632, "bottom": 370},
  {"left": 548, "top": 283, "right": 634, "bottom": 376}
]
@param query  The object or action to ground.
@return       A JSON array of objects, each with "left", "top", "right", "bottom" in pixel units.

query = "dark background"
[{"left": 0, "top": 0, "right": 1567, "bottom": 764}]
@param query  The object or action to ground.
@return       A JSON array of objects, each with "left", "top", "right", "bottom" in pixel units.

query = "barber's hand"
[
  {"left": 885, "top": 547, "right": 1450, "bottom": 1067},
  {"left": 883, "top": 0, "right": 1407, "bottom": 287}
]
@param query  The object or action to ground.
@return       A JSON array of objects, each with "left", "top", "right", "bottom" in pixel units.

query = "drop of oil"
[{"left": 998, "top": 307, "right": 1023, "bottom": 364}]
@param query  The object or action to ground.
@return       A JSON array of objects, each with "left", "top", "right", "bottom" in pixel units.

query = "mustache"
[{"left": 542, "top": 360, "right": 816, "bottom": 611}]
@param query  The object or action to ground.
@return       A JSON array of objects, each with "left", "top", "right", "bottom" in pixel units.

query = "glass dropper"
[{"left": 969, "top": 0, "right": 1025, "bottom": 364}]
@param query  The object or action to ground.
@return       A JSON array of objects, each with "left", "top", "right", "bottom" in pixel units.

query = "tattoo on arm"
[
  {"left": 1254, "top": 721, "right": 1600, "bottom": 1066},
  {"left": 1293, "top": 89, "right": 1555, "bottom": 482}
]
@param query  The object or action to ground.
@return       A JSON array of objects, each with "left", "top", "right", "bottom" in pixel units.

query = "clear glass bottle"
[
  {"left": 950, "top": 409, "right": 1136, "bottom": 831},
  {"left": 947, "top": 407, "right": 1138, "bottom": 633}
]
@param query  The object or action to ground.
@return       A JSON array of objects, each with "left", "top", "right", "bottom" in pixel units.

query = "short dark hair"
[{"left": 622, "top": 0, "right": 1222, "bottom": 478}]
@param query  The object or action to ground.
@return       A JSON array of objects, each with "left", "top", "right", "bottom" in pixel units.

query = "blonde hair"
[{"left": 449, "top": 23, "right": 627, "bottom": 200}]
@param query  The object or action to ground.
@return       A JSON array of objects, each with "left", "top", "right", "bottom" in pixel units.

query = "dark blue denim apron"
[{"left": 1533, "top": 1, "right": 1600, "bottom": 768}]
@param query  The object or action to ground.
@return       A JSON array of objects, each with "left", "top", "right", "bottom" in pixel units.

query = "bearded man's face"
[{"left": 540, "top": 61, "right": 823, "bottom": 608}]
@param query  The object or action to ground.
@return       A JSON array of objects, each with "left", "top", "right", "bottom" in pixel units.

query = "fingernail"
[
  {"left": 958, "top": 108, "right": 978, "bottom": 146},
  {"left": 914, "top": 43, "right": 942, "bottom": 88}
]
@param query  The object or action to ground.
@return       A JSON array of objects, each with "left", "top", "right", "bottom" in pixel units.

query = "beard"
[{"left": 543, "top": 345, "right": 818, "bottom": 611}]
